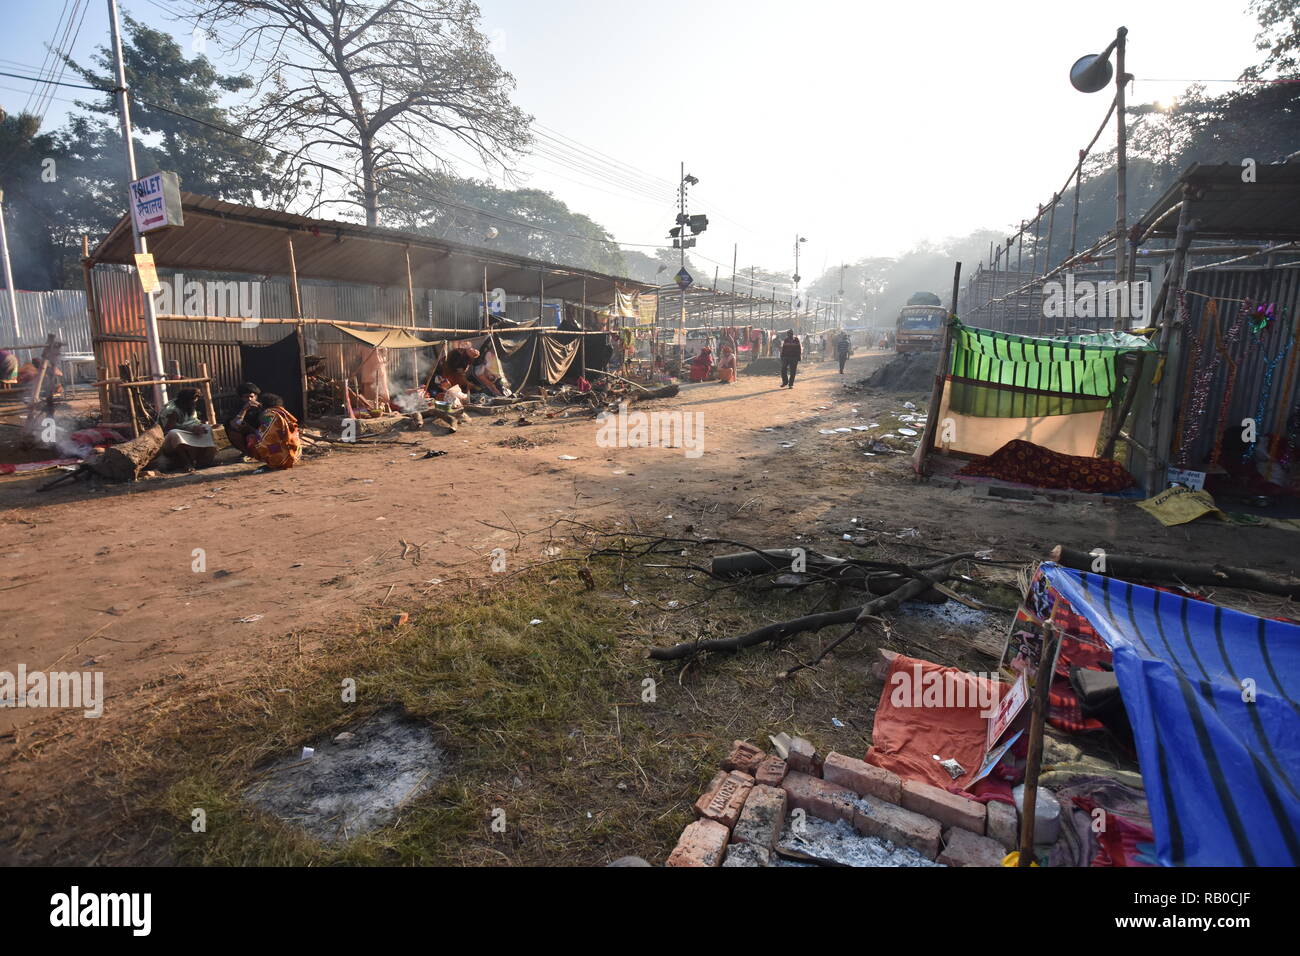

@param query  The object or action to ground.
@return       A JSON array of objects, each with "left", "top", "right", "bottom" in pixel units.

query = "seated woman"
[
  {"left": 225, "top": 381, "right": 262, "bottom": 457},
  {"left": 158, "top": 387, "right": 216, "bottom": 471},
  {"left": 689, "top": 346, "right": 714, "bottom": 382},
  {"left": 468, "top": 341, "right": 508, "bottom": 397},
  {"left": 716, "top": 345, "right": 737, "bottom": 384},
  {"left": 246, "top": 392, "right": 302, "bottom": 470},
  {"left": 0, "top": 349, "right": 17, "bottom": 387}
]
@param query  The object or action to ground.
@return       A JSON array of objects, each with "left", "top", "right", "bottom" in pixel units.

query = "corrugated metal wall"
[
  {"left": 1167, "top": 266, "right": 1300, "bottom": 469},
  {"left": 0, "top": 289, "right": 92, "bottom": 353}
]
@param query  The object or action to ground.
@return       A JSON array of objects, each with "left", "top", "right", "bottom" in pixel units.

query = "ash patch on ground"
[
  {"left": 243, "top": 707, "right": 446, "bottom": 843},
  {"left": 776, "top": 815, "right": 943, "bottom": 867}
]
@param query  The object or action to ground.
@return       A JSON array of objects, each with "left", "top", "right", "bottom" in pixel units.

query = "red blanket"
[{"left": 958, "top": 439, "right": 1134, "bottom": 493}]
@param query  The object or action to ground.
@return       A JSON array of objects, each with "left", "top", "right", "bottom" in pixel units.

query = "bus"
[{"left": 895, "top": 292, "right": 946, "bottom": 353}]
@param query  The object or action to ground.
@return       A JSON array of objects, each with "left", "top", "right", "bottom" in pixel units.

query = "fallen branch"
[
  {"left": 647, "top": 555, "right": 967, "bottom": 663},
  {"left": 1050, "top": 545, "right": 1300, "bottom": 600},
  {"left": 780, "top": 564, "right": 961, "bottom": 678}
]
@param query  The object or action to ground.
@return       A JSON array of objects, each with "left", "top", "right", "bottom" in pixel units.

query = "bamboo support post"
[
  {"left": 1017, "top": 626, "right": 1060, "bottom": 866},
  {"left": 198, "top": 362, "right": 217, "bottom": 426}
]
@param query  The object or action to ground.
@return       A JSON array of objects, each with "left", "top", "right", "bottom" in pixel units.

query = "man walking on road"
[
  {"left": 779, "top": 330, "right": 802, "bottom": 388},
  {"left": 835, "top": 332, "right": 853, "bottom": 374}
]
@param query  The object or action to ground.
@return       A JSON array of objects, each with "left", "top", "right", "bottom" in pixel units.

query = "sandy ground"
[{"left": 2, "top": 349, "right": 1296, "bottom": 859}]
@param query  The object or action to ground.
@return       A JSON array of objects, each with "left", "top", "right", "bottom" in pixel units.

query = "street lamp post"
[
  {"left": 793, "top": 235, "right": 807, "bottom": 331},
  {"left": 1070, "top": 26, "right": 1131, "bottom": 329}
]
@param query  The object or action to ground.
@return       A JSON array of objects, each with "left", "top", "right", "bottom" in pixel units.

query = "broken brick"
[
  {"left": 731, "top": 784, "right": 788, "bottom": 851},
  {"left": 785, "top": 736, "right": 819, "bottom": 775},
  {"left": 780, "top": 771, "right": 855, "bottom": 824},
  {"left": 851, "top": 793, "right": 942, "bottom": 860},
  {"left": 938, "top": 826, "right": 1008, "bottom": 867},
  {"left": 986, "top": 798, "right": 1018, "bottom": 850},
  {"left": 666, "top": 818, "right": 730, "bottom": 867},
  {"left": 900, "top": 779, "right": 986, "bottom": 834},
  {"left": 693, "top": 770, "right": 754, "bottom": 829},
  {"left": 722, "top": 740, "right": 766, "bottom": 775},
  {"left": 755, "top": 755, "right": 787, "bottom": 788},
  {"left": 823, "top": 752, "right": 901, "bottom": 805}
]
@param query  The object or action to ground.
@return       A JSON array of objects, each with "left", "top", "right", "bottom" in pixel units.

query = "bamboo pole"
[
  {"left": 150, "top": 314, "right": 608, "bottom": 335},
  {"left": 198, "top": 362, "right": 217, "bottom": 426},
  {"left": 119, "top": 363, "right": 140, "bottom": 437},
  {"left": 91, "top": 374, "right": 214, "bottom": 388},
  {"left": 915, "top": 262, "right": 961, "bottom": 476},
  {"left": 1017, "top": 625, "right": 1060, "bottom": 866}
]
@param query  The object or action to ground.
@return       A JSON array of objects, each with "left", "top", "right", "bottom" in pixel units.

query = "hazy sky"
[{"left": 1, "top": 0, "right": 1267, "bottom": 284}]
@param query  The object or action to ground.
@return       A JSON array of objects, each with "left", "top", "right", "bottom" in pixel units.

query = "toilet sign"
[{"left": 129, "top": 170, "right": 184, "bottom": 235}]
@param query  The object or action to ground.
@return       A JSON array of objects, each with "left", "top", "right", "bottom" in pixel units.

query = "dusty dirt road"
[{"left": 2, "top": 349, "right": 1294, "bottom": 855}]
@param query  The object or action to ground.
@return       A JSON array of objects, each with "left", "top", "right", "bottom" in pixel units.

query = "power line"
[{"left": 21, "top": 0, "right": 73, "bottom": 116}]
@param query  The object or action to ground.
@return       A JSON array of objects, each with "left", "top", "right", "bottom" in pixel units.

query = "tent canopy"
[
  {"left": 1042, "top": 563, "right": 1300, "bottom": 866},
  {"left": 936, "top": 320, "right": 1155, "bottom": 458}
]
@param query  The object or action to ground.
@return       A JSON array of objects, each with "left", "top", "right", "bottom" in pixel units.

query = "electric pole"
[
  {"left": 0, "top": 191, "right": 19, "bottom": 342},
  {"left": 107, "top": 0, "right": 167, "bottom": 410}
]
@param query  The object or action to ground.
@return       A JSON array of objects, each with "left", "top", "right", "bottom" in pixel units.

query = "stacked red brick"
[{"left": 666, "top": 737, "right": 1017, "bottom": 867}]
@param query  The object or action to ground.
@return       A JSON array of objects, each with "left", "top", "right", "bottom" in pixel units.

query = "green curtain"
[{"left": 947, "top": 321, "right": 1154, "bottom": 418}]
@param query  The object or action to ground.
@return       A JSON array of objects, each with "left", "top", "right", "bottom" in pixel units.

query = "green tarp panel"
[{"left": 947, "top": 321, "right": 1155, "bottom": 418}]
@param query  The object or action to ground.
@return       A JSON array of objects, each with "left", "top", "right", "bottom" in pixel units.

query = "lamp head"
[{"left": 1070, "top": 53, "right": 1114, "bottom": 93}]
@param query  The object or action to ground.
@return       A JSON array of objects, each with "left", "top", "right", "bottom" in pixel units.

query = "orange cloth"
[
  {"left": 865, "top": 653, "right": 1009, "bottom": 792},
  {"left": 250, "top": 407, "right": 302, "bottom": 470},
  {"left": 717, "top": 350, "right": 736, "bottom": 383}
]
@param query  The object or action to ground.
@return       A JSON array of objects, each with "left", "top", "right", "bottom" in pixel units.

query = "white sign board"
[
  {"left": 1166, "top": 467, "right": 1206, "bottom": 491},
  {"left": 129, "top": 171, "right": 184, "bottom": 235}
]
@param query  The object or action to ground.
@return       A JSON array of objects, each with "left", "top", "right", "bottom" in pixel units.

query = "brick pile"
[{"left": 666, "top": 737, "right": 1018, "bottom": 867}]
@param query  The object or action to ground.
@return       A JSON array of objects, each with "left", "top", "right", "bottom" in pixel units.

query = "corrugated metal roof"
[
  {"left": 90, "top": 192, "right": 653, "bottom": 305},
  {"left": 1136, "top": 162, "right": 1300, "bottom": 242}
]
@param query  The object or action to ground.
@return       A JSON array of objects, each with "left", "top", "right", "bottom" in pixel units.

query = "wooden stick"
[
  {"left": 199, "top": 363, "right": 217, "bottom": 426},
  {"left": 119, "top": 363, "right": 139, "bottom": 437},
  {"left": 1018, "top": 626, "right": 1059, "bottom": 866}
]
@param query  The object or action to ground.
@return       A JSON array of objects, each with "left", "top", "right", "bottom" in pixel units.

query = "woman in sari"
[
  {"left": 688, "top": 346, "right": 714, "bottom": 382},
  {"left": 717, "top": 345, "right": 737, "bottom": 384},
  {"left": 247, "top": 393, "right": 302, "bottom": 470},
  {"left": 157, "top": 387, "right": 216, "bottom": 471}
]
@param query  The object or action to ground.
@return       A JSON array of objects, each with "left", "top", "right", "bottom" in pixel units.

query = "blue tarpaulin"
[{"left": 1041, "top": 563, "right": 1300, "bottom": 866}]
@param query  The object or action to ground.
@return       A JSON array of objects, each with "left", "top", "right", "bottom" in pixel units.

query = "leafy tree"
[
  {"left": 382, "top": 170, "right": 630, "bottom": 275},
  {"left": 0, "top": 17, "right": 279, "bottom": 288},
  {"left": 0, "top": 112, "right": 73, "bottom": 289},
  {"left": 65, "top": 14, "right": 279, "bottom": 206},
  {"left": 1244, "top": 0, "right": 1300, "bottom": 78}
]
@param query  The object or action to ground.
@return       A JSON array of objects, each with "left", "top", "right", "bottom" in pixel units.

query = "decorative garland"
[
  {"left": 1243, "top": 329, "right": 1293, "bottom": 463},
  {"left": 1210, "top": 304, "right": 1249, "bottom": 466},
  {"left": 1174, "top": 294, "right": 1213, "bottom": 466}
]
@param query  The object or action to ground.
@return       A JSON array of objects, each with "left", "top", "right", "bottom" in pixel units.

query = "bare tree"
[{"left": 187, "top": 0, "right": 531, "bottom": 225}]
